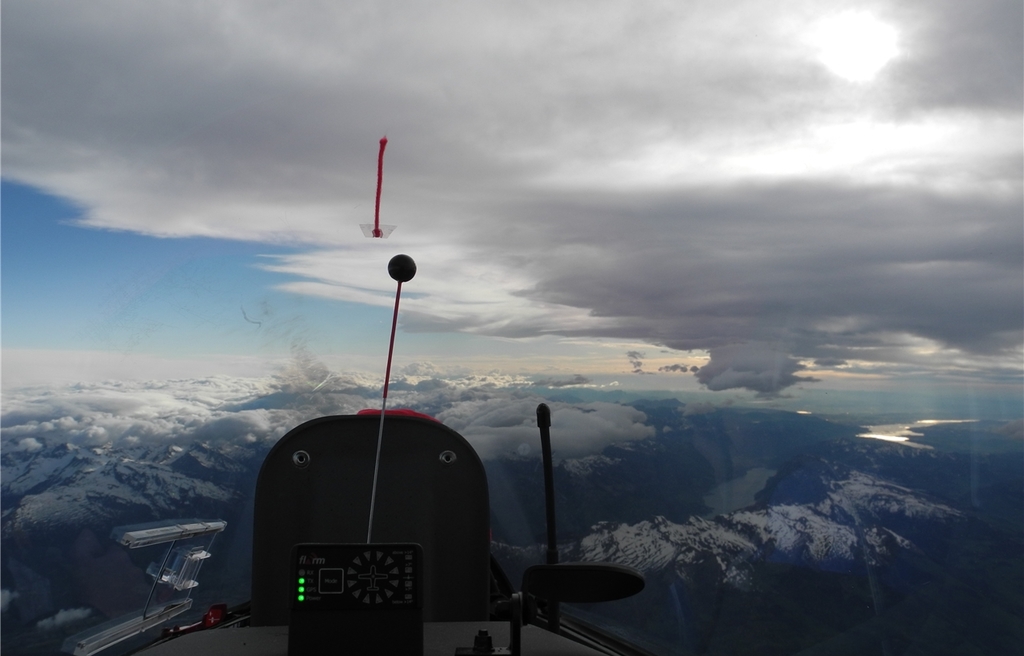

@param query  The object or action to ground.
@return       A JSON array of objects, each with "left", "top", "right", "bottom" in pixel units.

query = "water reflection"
[
  {"left": 859, "top": 432, "right": 911, "bottom": 443},
  {"left": 702, "top": 467, "right": 777, "bottom": 516},
  {"left": 858, "top": 419, "right": 975, "bottom": 447}
]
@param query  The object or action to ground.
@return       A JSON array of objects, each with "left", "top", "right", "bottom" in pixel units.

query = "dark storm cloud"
[
  {"left": 2, "top": 0, "right": 1020, "bottom": 394},
  {"left": 889, "top": 0, "right": 1023, "bottom": 111},
  {"left": 498, "top": 184, "right": 1022, "bottom": 390},
  {"left": 694, "top": 344, "right": 818, "bottom": 397},
  {"left": 626, "top": 351, "right": 650, "bottom": 375},
  {"left": 7, "top": 0, "right": 1016, "bottom": 240}
]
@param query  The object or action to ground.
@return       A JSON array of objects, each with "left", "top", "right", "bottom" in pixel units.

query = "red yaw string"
[{"left": 373, "top": 137, "right": 388, "bottom": 238}]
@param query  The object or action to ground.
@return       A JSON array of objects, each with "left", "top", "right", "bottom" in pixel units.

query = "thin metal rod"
[
  {"left": 366, "top": 396, "right": 388, "bottom": 543},
  {"left": 367, "top": 280, "right": 403, "bottom": 543},
  {"left": 382, "top": 281, "right": 402, "bottom": 400}
]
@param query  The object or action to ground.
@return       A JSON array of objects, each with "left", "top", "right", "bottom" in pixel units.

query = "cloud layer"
[
  {"left": 1, "top": 358, "right": 654, "bottom": 462},
  {"left": 3, "top": 0, "right": 1021, "bottom": 394},
  {"left": 1, "top": 589, "right": 19, "bottom": 613},
  {"left": 36, "top": 608, "right": 91, "bottom": 631}
]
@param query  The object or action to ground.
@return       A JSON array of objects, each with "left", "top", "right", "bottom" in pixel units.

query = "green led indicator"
[
  {"left": 298, "top": 594, "right": 305, "bottom": 602},
  {"left": 298, "top": 586, "right": 305, "bottom": 593},
  {"left": 298, "top": 578, "right": 305, "bottom": 584}
]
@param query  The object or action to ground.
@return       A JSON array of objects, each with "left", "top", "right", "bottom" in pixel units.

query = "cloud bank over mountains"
[
  {"left": 1, "top": 362, "right": 654, "bottom": 461},
  {"left": 2, "top": 0, "right": 1021, "bottom": 395}
]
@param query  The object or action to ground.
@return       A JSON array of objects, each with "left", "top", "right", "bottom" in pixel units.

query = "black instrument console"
[{"left": 288, "top": 543, "right": 423, "bottom": 655}]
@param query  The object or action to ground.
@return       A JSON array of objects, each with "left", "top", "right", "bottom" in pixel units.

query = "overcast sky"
[{"left": 2, "top": 0, "right": 1021, "bottom": 400}]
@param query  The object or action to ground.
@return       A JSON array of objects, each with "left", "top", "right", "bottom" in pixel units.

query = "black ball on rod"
[{"left": 388, "top": 254, "right": 417, "bottom": 283}]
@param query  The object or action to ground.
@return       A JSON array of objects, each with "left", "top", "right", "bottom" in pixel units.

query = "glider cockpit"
[{"left": 66, "top": 410, "right": 645, "bottom": 656}]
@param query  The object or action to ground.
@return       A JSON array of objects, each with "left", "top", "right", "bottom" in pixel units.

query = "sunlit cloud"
[{"left": 805, "top": 11, "right": 899, "bottom": 83}]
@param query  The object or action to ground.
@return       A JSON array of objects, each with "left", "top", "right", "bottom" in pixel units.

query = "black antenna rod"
[
  {"left": 536, "top": 402, "right": 561, "bottom": 633},
  {"left": 536, "top": 403, "right": 558, "bottom": 565}
]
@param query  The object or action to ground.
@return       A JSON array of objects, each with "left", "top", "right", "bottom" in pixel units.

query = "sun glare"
[{"left": 807, "top": 11, "right": 899, "bottom": 82}]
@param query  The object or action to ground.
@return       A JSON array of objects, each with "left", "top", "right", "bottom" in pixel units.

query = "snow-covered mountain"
[
  {"left": 494, "top": 455, "right": 965, "bottom": 591},
  {"left": 1, "top": 438, "right": 256, "bottom": 541},
  {"left": 573, "top": 464, "right": 960, "bottom": 584}
]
